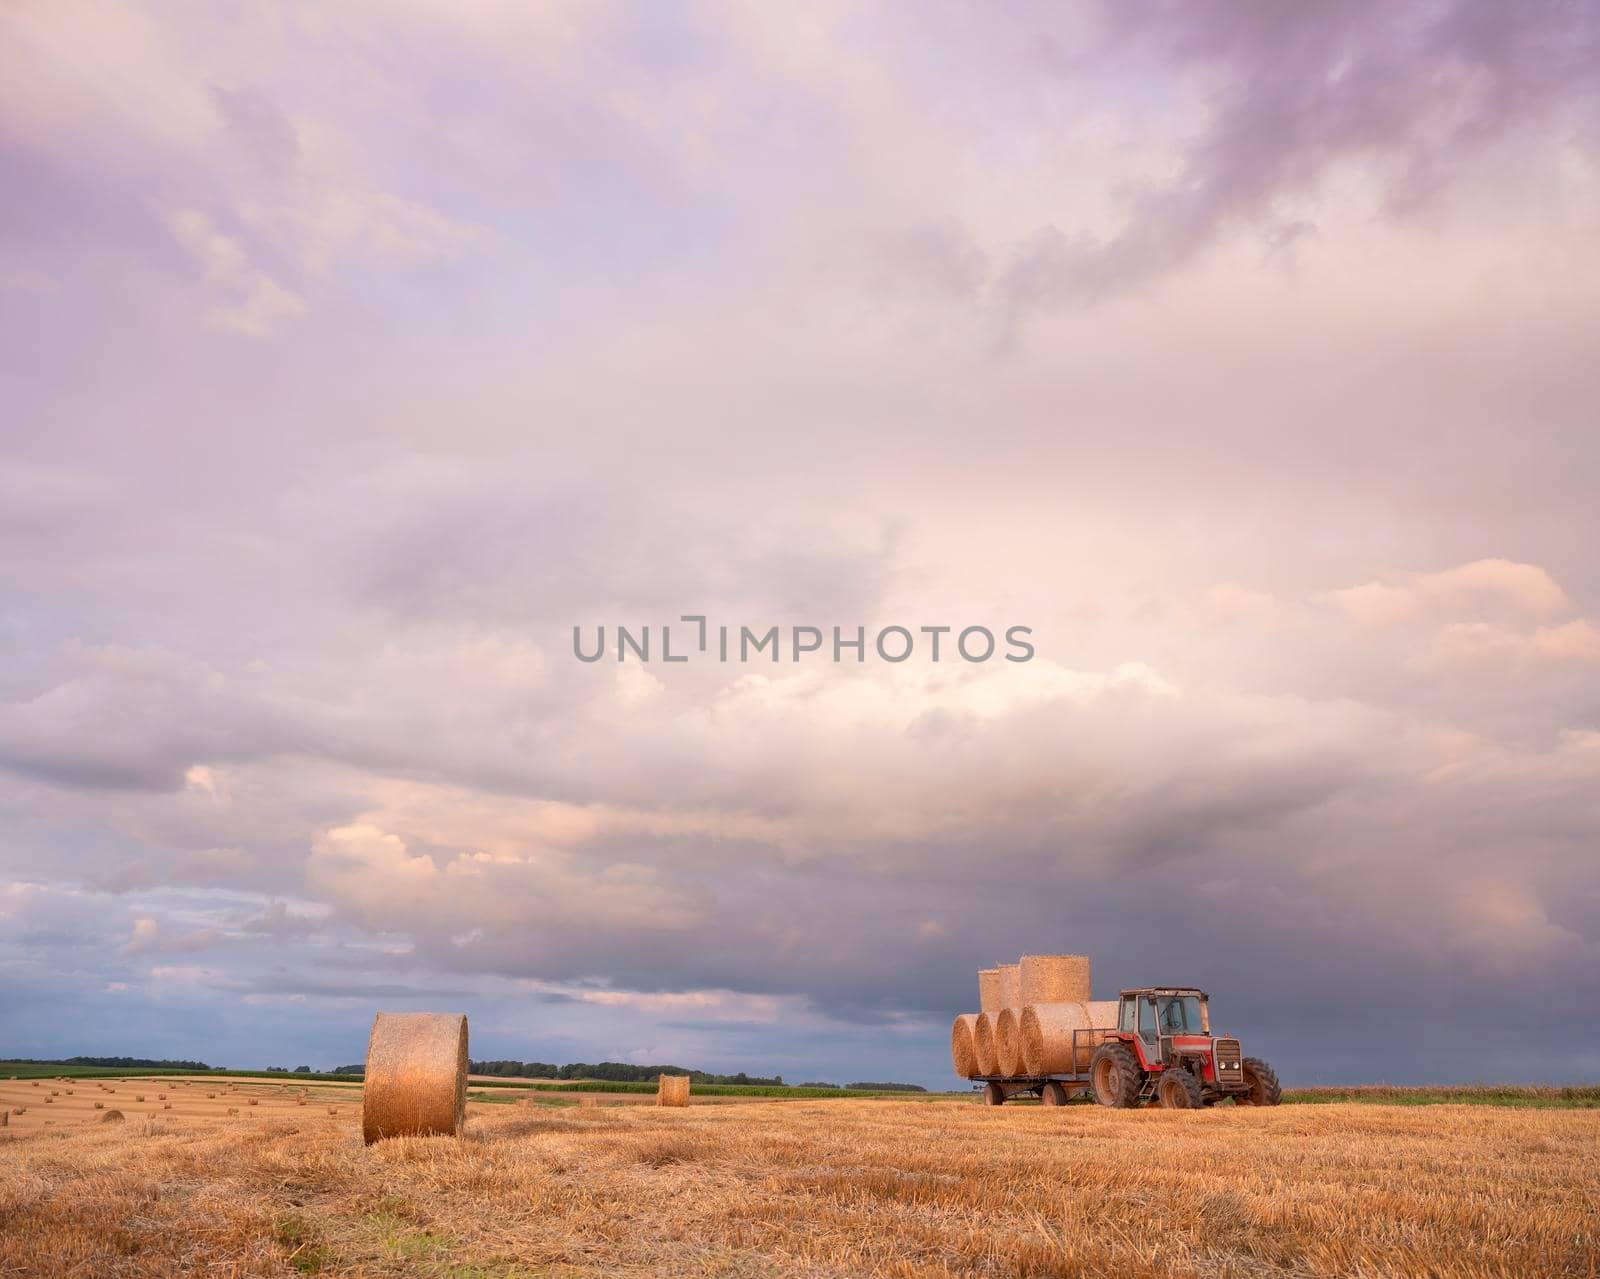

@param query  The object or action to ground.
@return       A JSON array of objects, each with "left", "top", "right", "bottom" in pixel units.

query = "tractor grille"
[{"left": 1213, "top": 1038, "right": 1243, "bottom": 1086}]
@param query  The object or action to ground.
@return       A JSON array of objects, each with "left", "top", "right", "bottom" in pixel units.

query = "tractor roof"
[{"left": 1119, "top": 986, "right": 1208, "bottom": 999}]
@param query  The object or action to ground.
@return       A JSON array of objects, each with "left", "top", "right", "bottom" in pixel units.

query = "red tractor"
[{"left": 1088, "top": 986, "right": 1280, "bottom": 1108}]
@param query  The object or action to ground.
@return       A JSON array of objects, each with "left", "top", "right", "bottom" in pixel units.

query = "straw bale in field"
[
  {"left": 950, "top": 1013, "right": 980, "bottom": 1077},
  {"left": 658, "top": 1074, "right": 690, "bottom": 1107},
  {"left": 99, "top": 1109, "right": 123, "bottom": 1123},
  {"left": 362, "top": 1011, "right": 469, "bottom": 1144},
  {"left": 977, "top": 968, "right": 1001, "bottom": 1015},
  {"left": 1020, "top": 955, "right": 1091, "bottom": 1006},
  {"left": 1020, "top": 1000, "right": 1122, "bottom": 1075}
]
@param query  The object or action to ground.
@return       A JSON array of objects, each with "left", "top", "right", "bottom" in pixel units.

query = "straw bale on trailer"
[
  {"left": 1020, "top": 954, "right": 1091, "bottom": 1005},
  {"left": 1020, "top": 1000, "right": 1121, "bottom": 1075},
  {"left": 973, "top": 1012, "right": 1000, "bottom": 1076},
  {"left": 950, "top": 1014, "right": 980, "bottom": 1078},
  {"left": 998, "top": 963, "right": 1022, "bottom": 1011},
  {"left": 995, "top": 1007, "right": 1026, "bottom": 1077},
  {"left": 658, "top": 1074, "right": 690, "bottom": 1107},
  {"left": 362, "top": 1011, "right": 468, "bottom": 1144},
  {"left": 977, "top": 968, "right": 1002, "bottom": 1015}
]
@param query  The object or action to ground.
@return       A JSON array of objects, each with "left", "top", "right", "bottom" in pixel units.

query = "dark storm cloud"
[{"left": 994, "top": 0, "right": 1600, "bottom": 326}]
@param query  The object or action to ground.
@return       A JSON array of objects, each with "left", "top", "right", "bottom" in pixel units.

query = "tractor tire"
[
  {"left": 982, "top": 1081, "right": 1007, "bottom": 1106},
  {"left": 1156, "top": 1067, "right": 1203, "bottom": 1109},
  {"left": 1090, "top": 1043, "right": 1143, "bottom": 1109},
  {"left": 1040, "top": 1081, "right": 1069, "bottom": 1107},
  {"left": 1237, "top": 1058, "right": 1282, "bottom": 1107}
]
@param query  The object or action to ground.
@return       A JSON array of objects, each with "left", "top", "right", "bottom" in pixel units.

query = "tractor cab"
[
  {"left": 1090, "top": 986, "right": 1281, "bottom": 1108},
  {"left": 1115, "top": 987, "right": 1214, "bottom": 1069}
]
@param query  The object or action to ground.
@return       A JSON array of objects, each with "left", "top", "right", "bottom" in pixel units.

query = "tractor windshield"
[{"left": 1158, "top": 996, "right": 1205, "bottom": 1034}]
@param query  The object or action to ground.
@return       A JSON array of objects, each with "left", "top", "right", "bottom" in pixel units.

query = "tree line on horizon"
[
  {"left": 8, "top": 1054, "right": 927, "bottom": 1091},
  {"left": 323, "top": 1059, "right": 925, "bottom": 1090}
]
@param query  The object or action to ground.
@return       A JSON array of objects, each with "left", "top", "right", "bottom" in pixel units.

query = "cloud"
[
  {"left": 991, "top": 0, "right": 1600, "bottom": 332},
  {"left": 1323, "top": 559, "right": 1574, "bottom": 627},
  {"left": 120, "top": 916, "right": 222, "bottom": 956},
  {"left": 166, "top": 208, "right": 307, "bottom": 336},
  {"left": 1, "top": 1, "right": 1598, "bottom": 1085}
]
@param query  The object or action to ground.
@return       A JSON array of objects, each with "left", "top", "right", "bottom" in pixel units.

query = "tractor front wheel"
[
  {"left": 1157, "top": 1067, "right": 1203, "bottom": 1109},
  {"left": 1237, "top": 1058, "right": 1282, "bottom": 1106},
  {"left": 1090, "top": 1043, "right": 1143, "bottom": 1109},
  {"left": 982, "top": 1082, "right": 1007, "bottom": 1106}
]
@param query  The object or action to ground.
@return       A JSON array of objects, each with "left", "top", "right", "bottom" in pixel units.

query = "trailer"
[{"left": 971, "top": 1026, "right": 1104, "bottom": 1105}]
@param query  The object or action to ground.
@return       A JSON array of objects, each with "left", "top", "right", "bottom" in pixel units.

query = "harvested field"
[{"left": 1, "top": 1094, "right": 1596, "bottom": 1277}]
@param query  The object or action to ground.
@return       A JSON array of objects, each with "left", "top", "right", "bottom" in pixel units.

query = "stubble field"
[{"left": 1, "top": 1078, "right": 1597, "bottom": 1278}]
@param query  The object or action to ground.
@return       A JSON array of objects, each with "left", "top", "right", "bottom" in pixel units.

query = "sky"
[{"left": 2, "top": 0, "right": 1598, "bottom": 1087}]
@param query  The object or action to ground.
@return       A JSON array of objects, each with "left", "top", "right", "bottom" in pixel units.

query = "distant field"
[
  {"left": 2, "top": 1086, "right": 1595, "bottom": 1277},
  {"left": 1, "top": 1062, "right": 952, "bottom": 1100},
  {"left": 1286, "top": 1084, "right": 1600, "bottom": 1108},
  {"left": 0, "top": 1061, "right": 361, "bottom": 1083}
]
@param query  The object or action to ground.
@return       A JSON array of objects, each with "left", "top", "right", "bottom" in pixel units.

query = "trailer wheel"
[
  {"left": 982, "top": 1082, "right": 1006, "bottom": 1106},
  {"left": 1236, "top": 1058, "right": 1282, "bottom": 1106},
  {"left": 1156, "top": 1067, "right": 1203, "bottom": 1109},
  {"left": 1040, "top": 1081, "right": 1068, "bottom": 1107},
  {"left": 1090, "top": 1043, "right": 1142, "bottom": 1109}
]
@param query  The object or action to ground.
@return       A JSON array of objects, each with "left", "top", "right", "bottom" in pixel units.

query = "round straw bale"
[
  {"left": 1020, "top": 1000, "right": 1123, "bottom": 1075},
  {"left": 362, "top": 1011, "right": 469, "bottom": 1144},
  {"left": 998, "top": 963, "right": 1022, "bottom": 1010},
  {"left": 1020, "top": 955, "right": 1091, "bottom": 1006},
  {"left": 950, "top": 1014, "right": 980, "bottom": 1077},
  {"left": 973, "top": 1012, "right": 999, "bottom": 1076},
  {"left": 99, "top": 1109, "right": 124, "bottom": 1123},
  {"left": 977, "top": 968, "right": 1002, "bottom": 1015},
  {"left": 657, "top": 1074, "right": 690, "bottom": 1107},
  {"left": 995, "top": 1007, "right": 1025, "bottom": 1076}
]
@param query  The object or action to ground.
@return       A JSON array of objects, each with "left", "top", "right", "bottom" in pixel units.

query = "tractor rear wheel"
[
  {"left": 982, "top": 1082, "right": 1007, "bottom": 1106},
  {"left": 1090, "top": 1043, "right": 1142, "bottom": 1109},
  {"left": 1040, "top": 1081, "right": 1068, "bottom": 1107},
  {"left": 1156, "top": 1067, "right": 1203, "bottom": 1109},
  {"left": 1237, "top": 1058, "right": 1282, "bottom": 1106}
]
